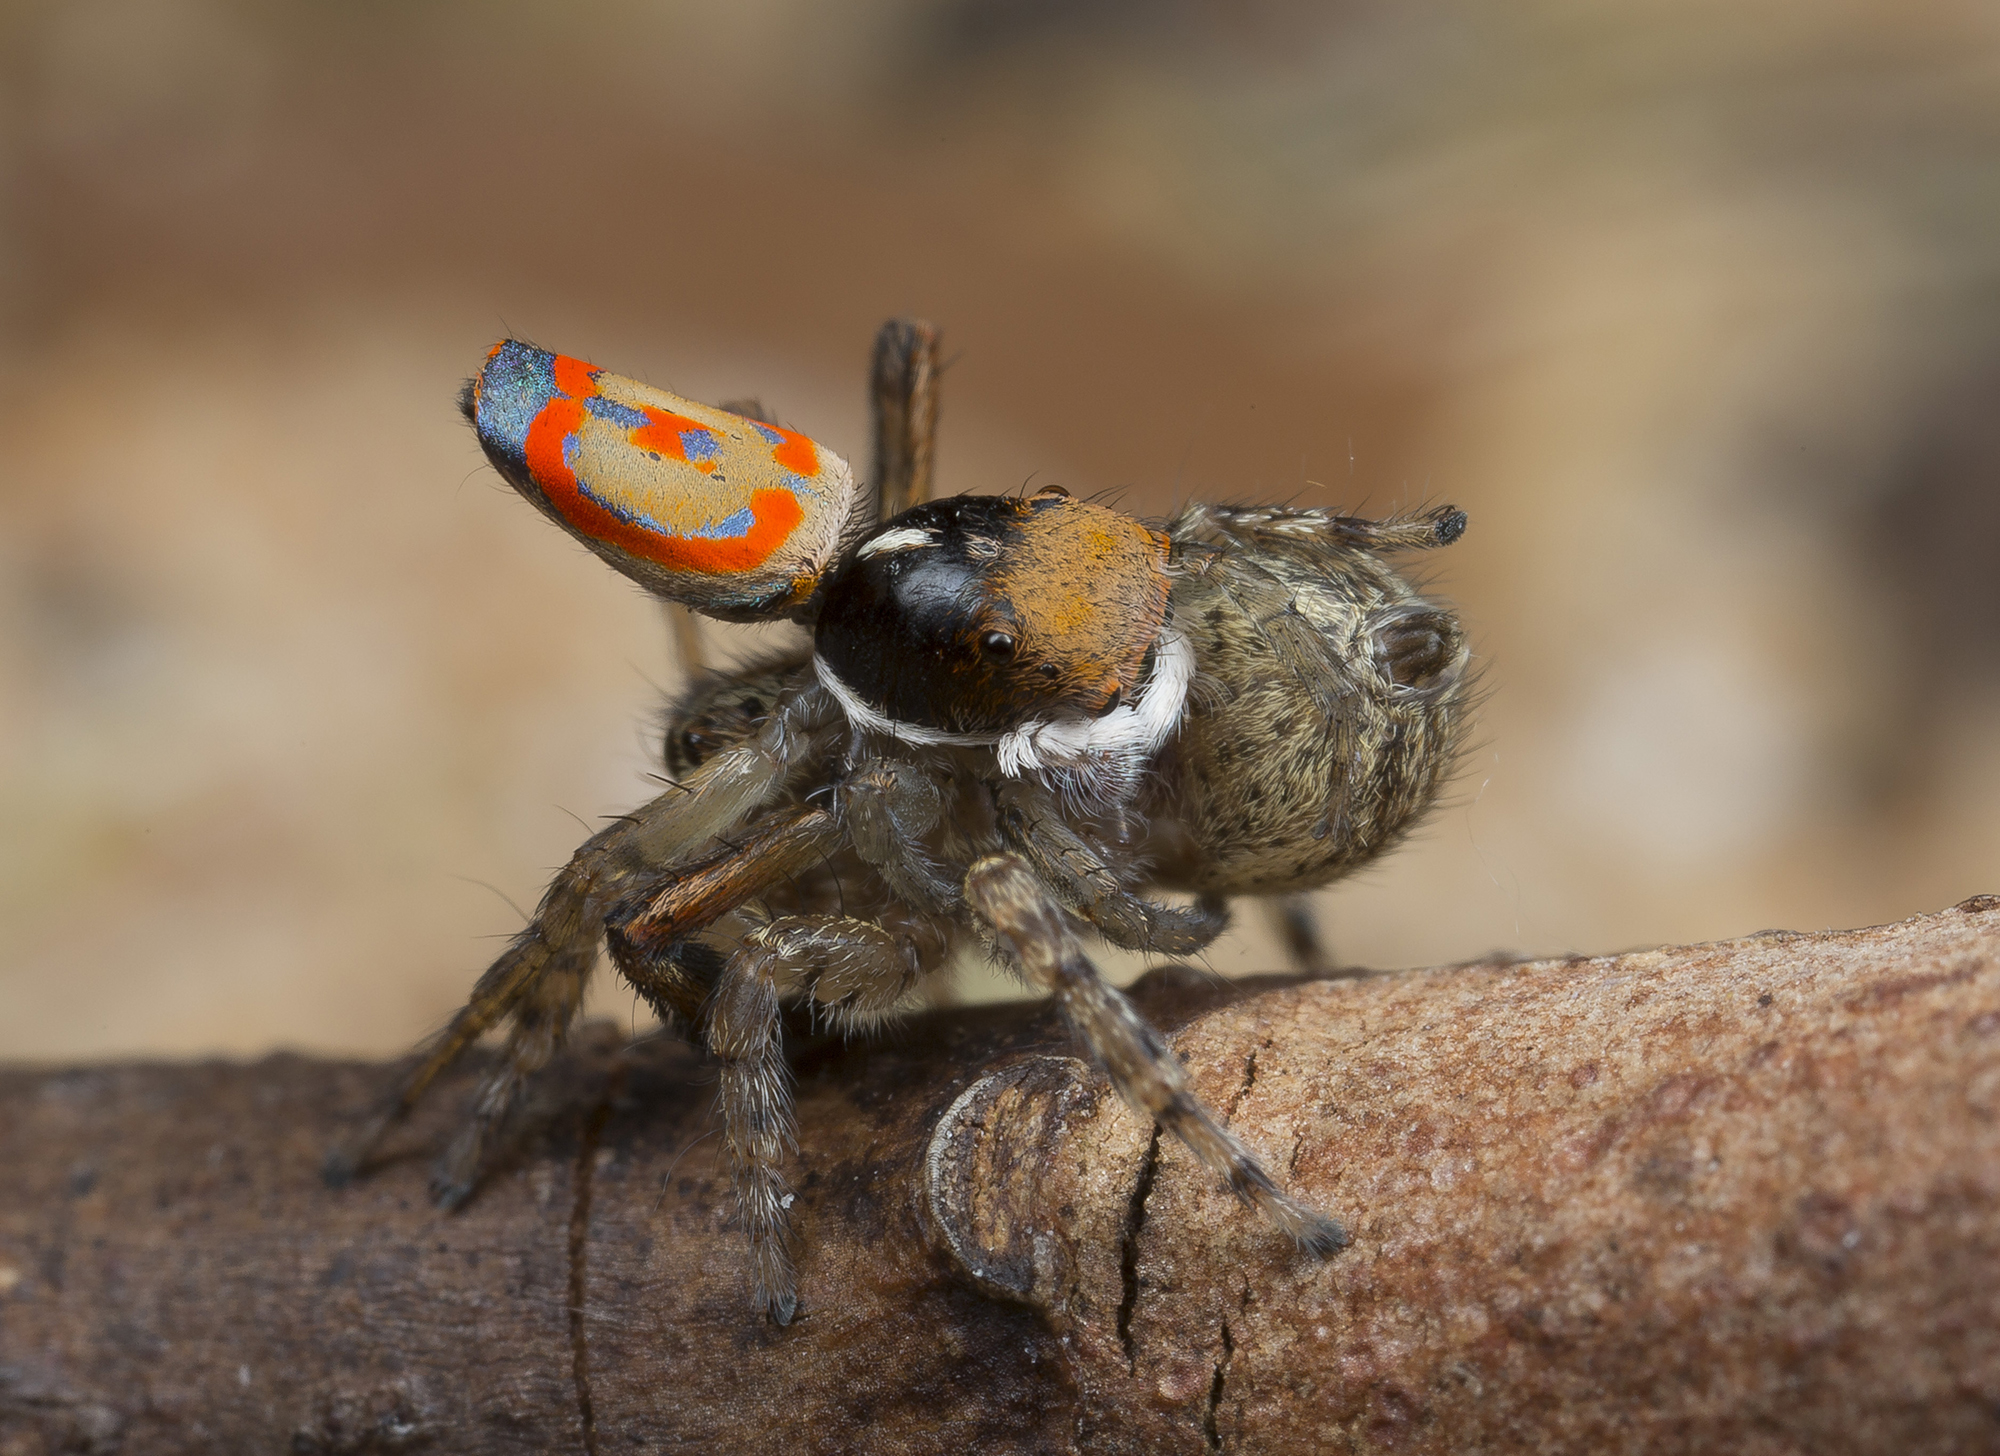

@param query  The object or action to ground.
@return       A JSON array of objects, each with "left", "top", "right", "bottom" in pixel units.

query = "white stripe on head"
[
  {"left": 812, "top": 656, "right": 1002, "bottom": 748},
  {"left": 855, "top": 526, "right": 938, "bottom": 559}
]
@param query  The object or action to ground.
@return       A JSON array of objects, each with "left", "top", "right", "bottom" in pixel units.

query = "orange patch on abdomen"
[
  {"left": 768, "top": 425, "right": 820, "bottom": 479},
  {"left": 631, "top": 407, "right": 716, "bottom": 463},
  {"left": 551, "top": 354, "right": 601, "bottom": 400},
  {"left": 525, "top": 395, "right": 588, "bottom": 492}
]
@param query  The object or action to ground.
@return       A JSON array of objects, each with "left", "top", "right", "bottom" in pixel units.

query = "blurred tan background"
[{"left": 2, "top": 0, "right": 1997, "bottom": 1060}]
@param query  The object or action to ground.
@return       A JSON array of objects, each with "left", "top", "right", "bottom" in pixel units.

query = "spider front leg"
[
  {"left": 965, "top": 853, "right": 1348, "bottom": 1256},
  {"left": 836, "top": 757, "right": 960, "bottom": 913},
  {"left": 324, "top": 688, "right": 837, "bottom": 1196},
  {"left": 615, "top": 879, "right": 941, "bottom": 1325},
  {"left": 706, "top": 913, "right": 938, "bottom": 1324}
]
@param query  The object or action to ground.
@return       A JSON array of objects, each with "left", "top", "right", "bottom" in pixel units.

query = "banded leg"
[
  {"left": 1173, "top": 501, "right": 1466, "bottom": 557},
  {"left": 706, "top": 939, "right": 796, "bottom": 1323},
  {"left": 965, "top": 854, "right": 1346, "bottom": 1255},
  {"left": 708, "top": 912, "right": 937, "bottom": 1324},
  {"left": 991, "top": 779, "right": 1227, "bottom": 955},
  {"left": 324, "top": 689, "right": 838, "bottom": 1190}
]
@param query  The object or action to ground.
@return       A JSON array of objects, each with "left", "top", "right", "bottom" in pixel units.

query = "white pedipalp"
[{"left": 993, "top": 627, "right": 1193, "bottom": 780}]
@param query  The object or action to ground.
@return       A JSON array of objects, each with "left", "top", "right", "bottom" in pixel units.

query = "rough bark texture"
[{"left": 3, "top": 898, "right": 1998, "bottom": 1455}]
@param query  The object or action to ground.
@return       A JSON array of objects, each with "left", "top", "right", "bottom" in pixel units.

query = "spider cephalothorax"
[
  {"left": 814, "top": 491, "right": 1192, "bottom": 797},
  {"left": 329, "top": 319, "right": 1473, "bottom": 1325}
]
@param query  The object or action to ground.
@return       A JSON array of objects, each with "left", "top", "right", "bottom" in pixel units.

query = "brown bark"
[{"left": 3, "top": 898, "right": 1998, "bottom": 1455}]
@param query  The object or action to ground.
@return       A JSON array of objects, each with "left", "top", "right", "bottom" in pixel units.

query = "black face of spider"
[{"left": 812, "top": 492, "right": 1174, "bottom": 737}]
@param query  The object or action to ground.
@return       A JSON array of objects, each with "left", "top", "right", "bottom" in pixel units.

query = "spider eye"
[{"left": 979, "top": 631, "right": 1016, "bottom": 659}]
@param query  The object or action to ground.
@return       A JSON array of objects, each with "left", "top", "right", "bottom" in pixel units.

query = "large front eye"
[{"left": 979, "top": 631, "right": 1016, "bottom": 659}]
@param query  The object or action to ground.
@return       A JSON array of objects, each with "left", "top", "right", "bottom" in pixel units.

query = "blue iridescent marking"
[
  {"left": 584, "top": 395, "right": 650, "bottom": 429},
  {"left": 687, "top": 506, "right": 754, "bottom": 540},
  {"left": 569, "top": 483, "right": 754, "bottom": 543},
  {"left": 475, "top": 342, "right": 558, "bottom": 465},
  {"left": 745, "top": 420, "right": 822, "bottom": 494}
]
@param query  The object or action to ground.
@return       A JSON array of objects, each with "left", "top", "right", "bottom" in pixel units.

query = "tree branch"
[{"left": 3, "top": 899, "right": 1997, "bottom": 1453}]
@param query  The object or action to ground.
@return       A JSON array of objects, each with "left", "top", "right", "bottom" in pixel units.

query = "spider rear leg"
[
  {"left": 965, "top": 853, "right": 1348, "bottom": 1256},
  {"left": 992, "top": 779, "right": 1227, "bottom": 955},
  {"left": 1269, "top": 892, "right": 1337, "bottom": 977},
  {"left": 1175, "top": 501, "right": 1466, "bottom": 556}
]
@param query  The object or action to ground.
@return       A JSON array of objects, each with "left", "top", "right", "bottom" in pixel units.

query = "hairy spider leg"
[
  {"left": 322, "top": 689, "right": 839, "bottom": 1192},
  {"left": 870, "top": 318, "right": 941, "bottom": 523},
  {"left": 990, "top": 778, "right": 1228, "bottom": 955},
  {"left": 1184, "top": 501, "right": 1468, "bottom": 556},
  {"left": 964, "top": 854, "right": 1348, "bottom": 1256},
  {"left": 834, "top": 757, "right": 961, "bottom": 914},
  {"left": 610, "top": 833, "right": 948, "bottom": 1326},
  {"left": 1269, "top": 893, "right": 1339, "bottom": 977},
  {"left": 707, "top": 912, "right": 942, "bottom": 1325}
]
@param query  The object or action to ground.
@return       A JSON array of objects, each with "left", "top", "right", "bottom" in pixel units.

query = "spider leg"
[
  {"left": 706, "top": 935, "right": 797, "bottom": 1323},
  {"left": 1173, "top": 501, "right": 1465, "bottom": 557},
  {"left": 603, "top": 796, "right": 943, "bottom": 1324},
  {"left": 760, "top": 912, "right": 945, "bottom": 1034},
  {"left": 837, "top": 757, "right": 959, "bottom": 913},
  {"left": 653, "top": 909, "right": 939, "bottom": 1326},
  {"left": 429, "top": 949, "right": 587, "bottom": 1206},
  {"left": 666, "top": 602, "right": 706, "bottom": 678},
  {"left": 1269, "top": 892, "right": 1337, "bottom": 976},
  {"left": 870, "top": 318, "right": 941, "bottom": 522},
  {"left": 323, "top": 689, "right": 837, "bottom": 1190},
  {"left": 991, "top": 779, "right": 1227, "bottom": 955},
  {"left": 722, "top": 915, "right": 933, "bottom": 1325},
  {"left": 728, "top": 913, "right": 946, "bottom": 1324},
  {"left": 430, "top": 808, "right": 840, "bottom": 1205},
  {"left": 965, "top": 853, "right": 1347, "bottom": 1255}
]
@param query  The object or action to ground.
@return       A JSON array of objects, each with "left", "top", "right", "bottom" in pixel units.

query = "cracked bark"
[{"left": 4, "top": 899, "right": 2000, "bottom": 1454}]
